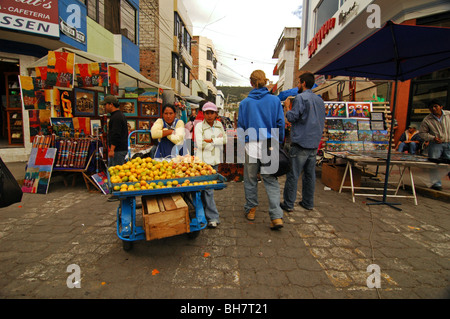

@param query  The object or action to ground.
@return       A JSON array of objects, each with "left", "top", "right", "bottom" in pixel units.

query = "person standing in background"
[
  {"left": 238, "top": 70, "right": 285, "bottom": 230},
  {"left": 194, "top": 102, "right": 227, "bottom": 228},
  {"left": 281, "top": 72, "right": 325, "bottom": 212},
  {"left": 102, "top": 95, "right": 128, "bottom": 202}
]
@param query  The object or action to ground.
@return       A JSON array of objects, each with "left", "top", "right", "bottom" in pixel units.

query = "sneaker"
[
  {"left": 107, "top": 195, "right": 119, "bottom": 202},
  {"left": 299, "top": 201, "right": 313, "bottom": 210},
  {"left": 245, "top": 207, "right": 256, "bottom": 221},
  {"left": 208, "top": 221, "right": 218, "bottom": 228},
  {"left": 280, "top": 202, "right": 293, "bottom": 212},
  {"left": 430, "top": 184, "right": 443, "bottom": 191},
  {"left": 270, "top": 218, "right": 283, "bottom": 230}
]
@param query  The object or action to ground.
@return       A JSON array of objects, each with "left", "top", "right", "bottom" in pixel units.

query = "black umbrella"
[{"left": 317, "top": 20, "right": 450, "bottom": 210}]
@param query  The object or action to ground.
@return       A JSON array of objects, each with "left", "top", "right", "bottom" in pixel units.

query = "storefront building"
[
  {"left": 0, "top": 0, "right": 140, "bottom": 162},
  {"left": 299, "top": 0, "right": 450, "bottom": 142}
]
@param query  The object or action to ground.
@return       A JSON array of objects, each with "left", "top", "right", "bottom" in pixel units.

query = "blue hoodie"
[{"left": 238, "top": 87, "right": 285, "bottom": 143}]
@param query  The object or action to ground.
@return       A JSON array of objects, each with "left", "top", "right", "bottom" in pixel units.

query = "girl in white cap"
[{"left": 194, "top": 102, "right": 227, "bottom": 228}]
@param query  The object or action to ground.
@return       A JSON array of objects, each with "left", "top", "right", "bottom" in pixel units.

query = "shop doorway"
[{"left": 0, "top": 59, "right": 21, "bottom": 147}]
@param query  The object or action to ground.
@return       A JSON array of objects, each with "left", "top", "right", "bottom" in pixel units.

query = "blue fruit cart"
[{"left": 107, "top": 130, "right": 227, "bottom": 251}]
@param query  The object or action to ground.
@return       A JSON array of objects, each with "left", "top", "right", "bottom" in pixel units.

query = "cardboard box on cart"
[
  {"left": 142, "top": 194, "right": 190, "bottom": 240},
  {"left": 321, "top": 162, "right": 361, "bottom": 191}
]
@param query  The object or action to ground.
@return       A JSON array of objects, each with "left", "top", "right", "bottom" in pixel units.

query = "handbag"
[
  {"left": 272, "top": 144, "right": 291, "bottom": 177},
  {"left": 261, "top": 140, "right": 291, "bottom": 177},
  {"left": 0, "top": 157, "right": 23, "bottom": 208}
]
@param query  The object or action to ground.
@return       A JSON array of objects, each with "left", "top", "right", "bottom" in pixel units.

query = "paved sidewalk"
[{"left": 0, "top": 162, "right": 449, "bottom": 299}]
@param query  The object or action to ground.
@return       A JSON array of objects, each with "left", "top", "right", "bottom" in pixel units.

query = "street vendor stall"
[
  {"left": 108, "top": 130, "right": 228, "bottom": 251},
  {"left": 17, "top": 47, "right": 175, "bottom": 193},
  {"left": 323, "top": 150, "right": 449, "bottom": 208}
]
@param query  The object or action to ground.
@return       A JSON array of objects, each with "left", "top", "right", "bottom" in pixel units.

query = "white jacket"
[{"left": 194, "top": 120, "right": 227, "bottom": 166}]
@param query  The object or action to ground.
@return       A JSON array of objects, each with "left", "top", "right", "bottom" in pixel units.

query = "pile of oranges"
[{"left": 108, "top": 155, "right": 217, "bottom": 192}]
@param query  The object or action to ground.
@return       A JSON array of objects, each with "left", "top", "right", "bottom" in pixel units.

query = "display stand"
[{"left": 51, "top": 137, "right": 104, "bottom": 191}]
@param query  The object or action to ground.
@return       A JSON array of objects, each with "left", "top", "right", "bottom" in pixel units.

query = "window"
[
  {"left": 206, "top": 69, "right": 213, "bottom": 82},
  {"left": 120, "top": 0, "right": 137, "bottom": 43},
  {"left": 314, "top": 0, "right": 339, "bottom": 33},
  {"left": 86, "top": 0, "right": 98, "bottom": 22},
  {"left": 408, "top": 70, "right": 450, "bottom": 124},
  {"left": 84, "top": 0, "right": 136, "bottom": 43},
  {"left": 172, "top": 53, "right": 179, "bottom": 79},
  {"left": 207, "top": 48, "right": 213, "bottom": 61},
  {"left": 183, "top": 65, "right": 190, "bottom": 87},
  {"left": 174, "top": 12, "right": 192, "bottom": 55}
]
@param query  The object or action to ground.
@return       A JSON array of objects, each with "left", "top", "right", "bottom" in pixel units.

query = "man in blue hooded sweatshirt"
[{"left": 238, "top": 70, "right": 285, "bottom": 230}]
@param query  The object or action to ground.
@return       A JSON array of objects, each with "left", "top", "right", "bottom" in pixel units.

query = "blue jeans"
[
  {"left": 283, "top": 144, "right": 317, "bottom": 209},
  {"left": 427, "top": 142, "right": 450, "bottom": 187},
  {"left": 244, "top": 153, "right": 283, "bottom": 220},
  {"left": 201, "top": 165, "right": 220, "bottom": 223},
  {"left": 398, "top": 142, "right": 418, "bottom": 154}
]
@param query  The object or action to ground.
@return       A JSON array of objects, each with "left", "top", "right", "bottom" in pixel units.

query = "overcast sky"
[{"left": 183, "top": 0, "right": 302, "bottom": 87}]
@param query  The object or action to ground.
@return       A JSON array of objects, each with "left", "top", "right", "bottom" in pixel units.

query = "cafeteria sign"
[{"left": 0, "top": 0, "right": 59, "bottom": 38}]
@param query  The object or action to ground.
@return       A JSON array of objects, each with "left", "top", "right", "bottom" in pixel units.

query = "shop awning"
[
  {"left": 26, "top": 47, "right": 172, "bottom": 91},
  {"left": 312, "top": 76, "right": 378, "bottom": 101}
]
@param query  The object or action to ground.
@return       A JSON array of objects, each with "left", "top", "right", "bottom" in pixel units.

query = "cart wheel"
[
  {"left": 187, "top": 231, "right": 200, "bottom": 239},
  {"left": 122, "top": 240, "right": 133, "bottom": 251}
]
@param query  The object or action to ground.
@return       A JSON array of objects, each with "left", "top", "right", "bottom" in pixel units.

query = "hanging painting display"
[
  {"left": 18, "top": 76, "right": 38, "bottom": 110},
  {"left": 75, "top": 62, "right": 109, "bottom": 87},
  {"left": 46, "top": 51, "right": 75, "bottom": 88},
  {"left": 109, "top": 66, "right": 119, "bottom": 95}
]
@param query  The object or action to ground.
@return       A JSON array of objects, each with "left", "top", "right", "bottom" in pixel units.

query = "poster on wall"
[
  {"left": 22, "top": 148, "right": 57, "bottom": 194},
  {"left": 46, "top": 51, "right": 75, "bottom": 88}
]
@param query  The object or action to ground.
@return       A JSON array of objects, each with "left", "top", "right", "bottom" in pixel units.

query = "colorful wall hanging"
[
  {"left": 19, "top": 76, "right": 37, "bottom": 110},
  {"left": 108, "top": 66, "right": 119, "bottom": 95},
  {"left": 46, "top": 51, "right": 75, "bottom": 88},
  {"left": 75, "top": 62, "right": 109, "bottom": 87}
]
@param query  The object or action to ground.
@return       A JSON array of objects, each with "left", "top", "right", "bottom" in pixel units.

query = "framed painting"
[
  {"left": 370, "top": 112, "right": 384, "bottom": 121},
  {"left": 137, "top": 119, "right": 151, "bottom": 144},
  {"left": 91, "top": 119, "right": 102, "bottom": 136},
  {"left": 97, "top": 92, "right": 107, "bottom": 116},
  {"left": 22, "top": 147, "right": 57, "bottom": 194},
  {"left": 74, "top": 88, "right": 95, "bottom": 116},
  {"left": 119, "top": 98, "right": 138, "bottom": 117},
  {"left": 371, "top": 121, "right": 385, "bottom": 130},
  {"left": 127, "top": 119, "right": 136, "bottom": 134},
  {"left": 140, "top": 102, "right": 160, "bottom": 118},
  {"left": 348, "top": 102, "right": 372, "bottom": 119}
]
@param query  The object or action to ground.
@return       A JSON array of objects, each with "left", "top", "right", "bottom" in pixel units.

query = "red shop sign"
[
  {"left": 308, "top": 17, "right": 336, "bottom": 58},
  {"left": 0, "top": 0, "right": 59, "bottom": 37}
]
